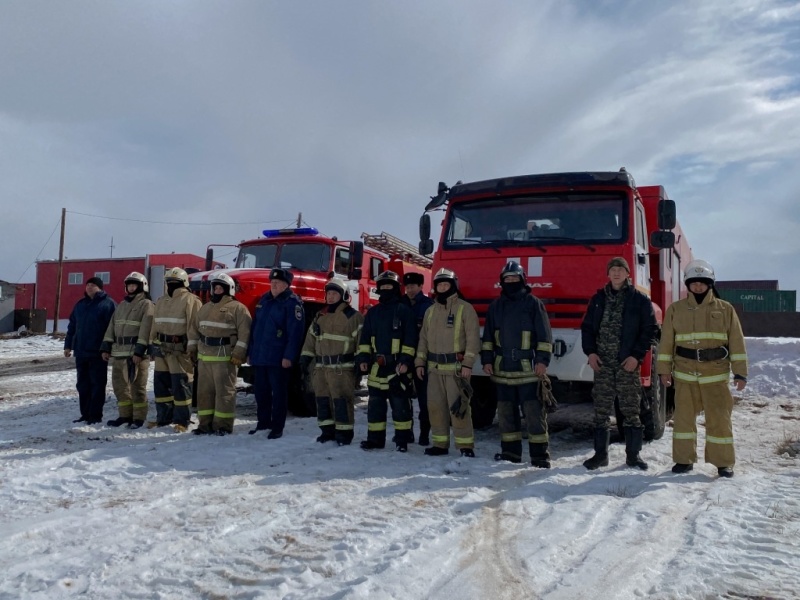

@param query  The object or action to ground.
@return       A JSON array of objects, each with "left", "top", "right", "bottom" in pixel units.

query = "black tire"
[
  {"left": 641, "top": 349, "right": 666, "bottom": 441},
  {"left": 470, "top": 376, "right": 497, "bottom": 430}
]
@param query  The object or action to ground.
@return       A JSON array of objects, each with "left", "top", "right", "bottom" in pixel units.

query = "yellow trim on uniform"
[
  {"left": 155, "top": 396, "right": 174, "bottom": 403},
  {"left": 674, "top": 332, "right": 728, "bottom": 342},
  {"left": 730, "top": 353, "right": 747, "bottom": 361},
  {"left": 501, "top": 432, "right": 522, "bottom": 442},
  {"left": 706, "top": 435, "right": 734, "bottom": 444},
  {"left": 528, "top": 433, "right": 549, "bottom": 443},
  {"left": 318, "top": 418, "right": 335, "bottom": 426},
  {"left": 214, "top": 410, "right": 235, "bottom": 418},
  {"left": 673, "top": 371, "right": 730, "bottom": 384},
  {"left": 368, "top": 422, "right": 387, "bottom": 431},
  {"left": 454, "top": 435, "right": 474, "bottom": 444},
  {"left": 673, "top": 432, "right": 697, "bottom": 440}
]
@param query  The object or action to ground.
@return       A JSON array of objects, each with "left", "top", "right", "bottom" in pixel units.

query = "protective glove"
[
  {"left": 188, "top": 347, "right": 198, "bottom": 362},
  {"left": 450, "top": 373, "right": 473, "bottom": 419},
  {"left": 299, "top": 355, "right": 313, "bottom": 371},
  {"left": 149, "top": 344, "right": 163, "bottom": 358}
]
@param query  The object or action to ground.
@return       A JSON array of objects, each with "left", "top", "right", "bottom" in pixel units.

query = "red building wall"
[
  {"left": 148, "top": 253, "right": 224, "bottom": 271},
  {"left": 14, "top": 283, "right": 36, "bottom": 311},
  {"left": 36, "top": 258, "right": 145, "bottom": 320}
]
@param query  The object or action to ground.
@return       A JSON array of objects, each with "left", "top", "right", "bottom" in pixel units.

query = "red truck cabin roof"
[{"left": 431, "top": 171, "right": 656, "bottom": 329}]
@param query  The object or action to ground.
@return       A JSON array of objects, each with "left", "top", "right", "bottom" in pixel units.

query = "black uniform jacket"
[{"left": 581, "top": 284, "right": 658, "bottom": 363}]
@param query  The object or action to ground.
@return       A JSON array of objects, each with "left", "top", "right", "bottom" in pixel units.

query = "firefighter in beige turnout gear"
[
  {"left": 188, "top": 273, "right": 251, "bottom": 435},
  {"left": 100, "top": 272, "right": 154, "bottom": 429},
  {"left": 415, "top": 269, "right": 481, "bottom": 457},
  {"left": 657, "top": 259, "right": 747, "bottom": 478},
  {"left": 300, "top": 277, "right": 364, "bottom": 445},
  {"left": 150, "top": 267, "right": 202, "bottom": 431}
]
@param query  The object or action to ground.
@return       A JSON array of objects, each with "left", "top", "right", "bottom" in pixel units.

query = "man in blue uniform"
[
  {"left": 64, "top": 277, "right": 116, "bottom": 425},
  {"left": 248, "top": 268, "right": 305, "bottom": 439}
]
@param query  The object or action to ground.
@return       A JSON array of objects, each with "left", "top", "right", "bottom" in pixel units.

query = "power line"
[{"left": 14, "top": 216, "right": 62, "bottom": 283}]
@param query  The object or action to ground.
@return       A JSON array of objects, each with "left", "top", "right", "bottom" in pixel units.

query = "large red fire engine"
[
  {"left": 418, "top": 169, "right": 693, "bottom": 438},
  {"left": 189, "top": 227, "right": 431, "bottom": 414}
]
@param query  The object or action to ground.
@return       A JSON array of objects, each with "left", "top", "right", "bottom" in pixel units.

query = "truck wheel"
[
  {"left": 641, "top": 351, "right": 666, "bottom": 441},
  {"left": 470, "top": 377, "right": 497, "bottom": 430}
]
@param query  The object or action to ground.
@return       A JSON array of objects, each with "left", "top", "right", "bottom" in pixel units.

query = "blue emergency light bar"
[{"left": 262, "top": 227, "right": 319, "bottom": 237}]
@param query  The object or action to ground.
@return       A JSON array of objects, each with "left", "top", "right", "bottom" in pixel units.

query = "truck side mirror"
[
  {"left": 419, "top": 239, "right": 434, "bottom": 255},
  {"left": 650, "top": 230, "right": 675, "bottom": 249},
  {"left": 419, "top": 213, "right": 431, "bottom": 241},
  {"left": 350, "top": 268, "right": 362, "bottom": 281},
  {"left": 349, "top": 241, "right": 364, "bottom": 269},
  {"left": 657, "top": 199, "right": 676, "bottom": 230},
  {"left": 205, "top": 248, "right": 214, "bottom": 272}
]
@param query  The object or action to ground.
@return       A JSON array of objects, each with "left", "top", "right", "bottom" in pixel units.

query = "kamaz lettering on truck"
[{"left": 418, "top": 169, "right": 693, "bottom": 438}]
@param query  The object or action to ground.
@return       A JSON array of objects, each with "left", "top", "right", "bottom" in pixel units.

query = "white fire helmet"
[
  {"left": 165, "top": 267, "right": 190, "bottom": 288},
  {"left": 210, "top": 272, "right": 236, "bottom": 296},
  {"left": 124, "top": 271, "right": 149, "bottom": 294},
  {"left": 324, "top": 276, "right": 349, "bottom": 301},
  {"left": 683, "top": 259, "right": 715, "bottom": 285},
  {"left": 433, "top": 268, "right": 458, "bottom": 289}
]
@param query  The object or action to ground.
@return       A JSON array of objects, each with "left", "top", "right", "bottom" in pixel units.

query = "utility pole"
[
  {"left": 296, "top": 212, "right": 302, "bottom": 228},
  {"left": 53, "top": 208, "right": 66, "bottom": 334},
  {"left": 110, "top": 237, "right": 115, "bottom": 258}
]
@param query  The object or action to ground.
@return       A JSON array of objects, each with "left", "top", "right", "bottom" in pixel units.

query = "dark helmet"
[
  {"left": 376, "top": 271, "right": 401, "bottom": 286},
  {"left": 500, "top": 260, "right": 526, "bottom": 284}
]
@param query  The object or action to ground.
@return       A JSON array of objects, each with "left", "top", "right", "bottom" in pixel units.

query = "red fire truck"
[
  {"left": 190, "top": 227, "right": 431, "bottom": 414},
  {"left": 418, "top": 169, "right": 693, "bottom": 438}
]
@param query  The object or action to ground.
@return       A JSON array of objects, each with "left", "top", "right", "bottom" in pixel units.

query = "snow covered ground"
[{"left": 0, "top": 336, "right": 798, "bottom": 600}]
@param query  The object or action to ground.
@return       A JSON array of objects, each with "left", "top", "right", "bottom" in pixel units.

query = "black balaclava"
[
  {"left": 501, "top": 280, "right": 525, "bottom": 298},
  {"left": 211, "top": 283, "right": 230, "bottom": 303},
  {"left": 166, "top": 281, "right": 184, "bottom": 297},
  {"left": 378, "top": 282, "right": 400, "bottom": 304},
  {"left": 686, "top": 278, "right": 713, "bottom": 304},
  {"left": 435, "top": 282, "right": 457, "bottom": 305}
]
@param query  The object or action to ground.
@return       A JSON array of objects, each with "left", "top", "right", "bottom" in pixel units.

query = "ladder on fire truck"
[{"left": 361, "top": 231, "right": 433, "bottom": 269}]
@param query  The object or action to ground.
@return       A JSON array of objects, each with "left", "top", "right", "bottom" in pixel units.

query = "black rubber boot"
[
  {"left": 248, "top": 423, "right": 269, "bottom": 435},
  {"left": 73, "top": 416, "right": 87, "bottom": 423},
  {"left": 583, "top": 427, "right": 610, "bottom": 470},
  {"left": 418, "top": 424, "right": 430, "bottom": 446},
  {"left": 316, "top": 425, "right": 335, "bottom": 443},
  {"left": 672, "top": 463, "right": 694, "bottom": 474},
  {"left": 360, "top": 440, "right": 385, "bottom": 450},
  {"left": 624, "top": 426, "right": 648, "bottom": 470},
  {"left": 129, "top": 420, "right": 145, "bottom": 429},
  {"left": 460, "top": 448, "right": 475, "bottom": 458},
  {"left": 267, "top": 430, "right": 283, "bottom": 439},
  {"left": 494, "top": 452, "right": 522, "bottom": 463},
  {"left": 529, "top": 442, "right": 551, "bottom": 469},
  {"left": 107, "top": 416, "right": 133, "bottom": 427},
  {"left": 717, "top": 467, "right": 734, "bottom": 478},
  {"left": 424, "top": 446, "right": 449, "bottom": 456}
]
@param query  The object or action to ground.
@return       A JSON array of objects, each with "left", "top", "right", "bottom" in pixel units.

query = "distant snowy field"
[{"left": 0, "top": 336, "right": 798, "bottom": 600}]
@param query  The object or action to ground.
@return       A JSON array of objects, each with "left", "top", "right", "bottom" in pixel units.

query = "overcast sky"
[{"left": 2, "top": 1, "right": 799, "bottom": 298}]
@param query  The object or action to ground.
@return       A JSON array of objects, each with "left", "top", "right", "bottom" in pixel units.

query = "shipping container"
[
  {"left": 716, "top": 280, "right": 779, "bottom": 291},
  {"left": 718, "top": 289, "right": 796, "bottom": 312}
]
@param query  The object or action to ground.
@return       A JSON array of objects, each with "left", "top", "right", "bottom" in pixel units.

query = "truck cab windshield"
[
  {"left": 444, "top": 194, "right": 625, "bottom": 248},
  {"left": 236, "top": 242, "right": 332, "bottom": 271}
]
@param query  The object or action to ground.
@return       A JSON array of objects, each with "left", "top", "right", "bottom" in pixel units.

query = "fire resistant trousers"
[
  {"left": 196, "top": 360, "right": 238, "bottom": 434},
  {"left": 496, "top": 381, "right": 548, "bottom": 460},
  {"left": 153, "top": 351, "right": 194, "bottom": 426},
  {"left": 312, "top": 367, "right": 356, "bottom": 444},
  {"left": 672, "top": 379, "right": 735, "bottom": 468},
  {"left": 110, "top": 357, "right": 150, "bottom": 421},
  {"left": 428, "top": 371, "right": 474, "bottom": 451}
]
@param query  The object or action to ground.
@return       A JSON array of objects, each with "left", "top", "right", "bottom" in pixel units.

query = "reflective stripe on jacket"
[{"left": 656, "top": 293, "right": 747, "bottom": 381}]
